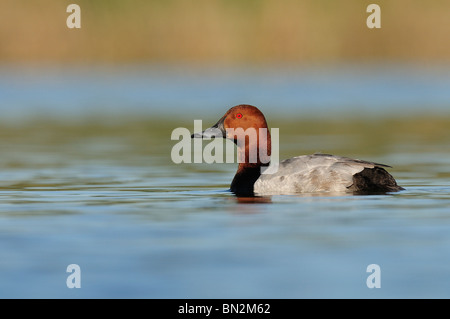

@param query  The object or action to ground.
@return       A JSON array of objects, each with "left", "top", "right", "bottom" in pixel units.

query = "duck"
[{"left": 191, "top": 104, "right": 404, "bottom": 197}]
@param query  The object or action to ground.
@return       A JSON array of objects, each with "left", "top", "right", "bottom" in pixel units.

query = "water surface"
[{"left": 0, "top": 66, "right": 450, "bottom": 298}]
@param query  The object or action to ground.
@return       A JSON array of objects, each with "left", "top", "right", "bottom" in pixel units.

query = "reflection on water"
[{"left": 1, "top": 65, "right": 450, "bottom": 298}]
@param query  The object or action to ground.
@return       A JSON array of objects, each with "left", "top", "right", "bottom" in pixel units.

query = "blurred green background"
[{"left": 1, "top": 0, "right": 449, "bottom": 64}]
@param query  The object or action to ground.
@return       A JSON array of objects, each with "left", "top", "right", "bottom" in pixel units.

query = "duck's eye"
[{"left": 236, "top": 113, "right": 243, "bottom": 119}]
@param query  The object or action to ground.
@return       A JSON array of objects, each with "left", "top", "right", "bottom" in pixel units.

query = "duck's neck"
[{"left": 230, "top": 130, "right": 271, "bottom": 196}]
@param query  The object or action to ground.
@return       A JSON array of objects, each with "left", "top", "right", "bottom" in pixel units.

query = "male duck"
[{"left": 191, "top": 104, "right": 404, "bottom": 196}]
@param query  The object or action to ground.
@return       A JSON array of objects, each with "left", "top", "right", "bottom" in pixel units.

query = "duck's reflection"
[{"left": 234, "top": 196, "right": 272, "bottom": 204}]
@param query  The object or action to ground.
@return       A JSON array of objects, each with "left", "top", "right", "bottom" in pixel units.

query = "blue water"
[
  {"left": 1, "top": 63, "right": 450, "bottom": 120},
  {"left": 0, "top": 64, "right": 450, "bottom": 298},
  {"left": 1, "top": 172, "right": 449, "bottom": 298}
]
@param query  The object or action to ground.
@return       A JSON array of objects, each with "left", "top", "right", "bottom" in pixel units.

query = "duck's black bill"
[
  {"left": 190, "top": 126, "right": 224, "bottom": 139},
  {"left": 191, "top": 116, "right": 226, "bottom": 139}
]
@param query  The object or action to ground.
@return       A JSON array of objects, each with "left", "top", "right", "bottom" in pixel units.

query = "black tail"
[{"left": 350, "top": 167, "right": 404, "bottom": 193}]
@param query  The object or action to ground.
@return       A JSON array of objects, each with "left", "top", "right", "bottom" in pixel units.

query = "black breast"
[{"left": 230, "top": 166, "right": 261, "bottom": 197}]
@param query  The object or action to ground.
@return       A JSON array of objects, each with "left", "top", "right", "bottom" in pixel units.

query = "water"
[
  {"left": 0, "top": 65, "right": 450, "bottom": 298},
  {"left": 2, "top": 63, "right": 450, "bottom": 120}
]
